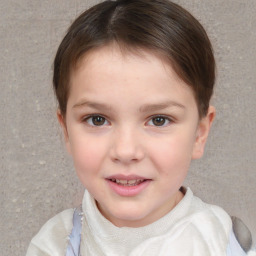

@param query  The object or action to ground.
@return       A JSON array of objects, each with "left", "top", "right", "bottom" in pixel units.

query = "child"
[{"left": 26, "top": 0, "right": 255, "bottom": 255}]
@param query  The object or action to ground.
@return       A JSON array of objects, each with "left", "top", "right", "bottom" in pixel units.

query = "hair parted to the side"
[{"left": 53, "top": 0, "right": 215, "bottom": 118}]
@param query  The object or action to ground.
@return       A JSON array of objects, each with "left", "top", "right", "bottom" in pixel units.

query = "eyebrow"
[
  {"left": 72, "top": 100, "right": 112, "bottom": 111},
  {"left": 72, "top": 100, "right": 185, "bottom": 112},
  {"left": 139, "top": 101, "right": 185, "bottom": 112}
]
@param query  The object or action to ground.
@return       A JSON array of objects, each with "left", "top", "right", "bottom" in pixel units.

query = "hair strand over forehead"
[{"left": 53, "top": 0, "right": 215, "bottom": 118}]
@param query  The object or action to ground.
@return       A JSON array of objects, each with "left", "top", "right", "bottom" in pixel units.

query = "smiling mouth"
[
  {"left": 107, "top": 176, "right": 151, "bottom": 196},
  {"left": 109, "top": 178, "right": 147, "bottom": 186}
]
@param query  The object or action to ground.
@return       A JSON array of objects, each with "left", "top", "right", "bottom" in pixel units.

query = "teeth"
[
  {"left": 111, "top": 179, "right": 145, "bottom": 186},
  {"left": 127, "top": 179, "right": 137, "bottom": 184},
  {"left": 116, "top": 179, "right": 128, "bottom": 185}
]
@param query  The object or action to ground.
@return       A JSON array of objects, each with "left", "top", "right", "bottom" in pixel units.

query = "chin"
[{"left": 104, "top": 206, "right": 153, "bottom": 227}]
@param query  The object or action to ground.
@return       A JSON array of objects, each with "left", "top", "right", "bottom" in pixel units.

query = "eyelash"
[
  {"left": 82, "top": 115, "right": 173, "bottom": 127},
  {"left": 82, "top": 115, "right": 110, "bottom": 127},
  {"left": 146, "top": 115, "right": 173, "bottom": 127}
]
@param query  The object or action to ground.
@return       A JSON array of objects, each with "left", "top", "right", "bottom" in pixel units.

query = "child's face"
[{"left": 59, "top": 45, "right": 214, "bottom": 227}]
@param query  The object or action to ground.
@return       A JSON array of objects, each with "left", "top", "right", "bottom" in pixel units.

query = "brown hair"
[{"left": 53, "top": 0, "right": 215, "bottom": 118}]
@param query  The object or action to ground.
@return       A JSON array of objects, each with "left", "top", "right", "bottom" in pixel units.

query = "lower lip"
[{"left": 107, "top": 179, "right": 151, "bottom": 197}]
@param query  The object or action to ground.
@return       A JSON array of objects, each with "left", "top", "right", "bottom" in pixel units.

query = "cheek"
[
  {"left": 150, "top": 133, "right": 195, "bottom": 175},
  {"left": 69, "top": 135, "right": 107, "bottom": 177}
]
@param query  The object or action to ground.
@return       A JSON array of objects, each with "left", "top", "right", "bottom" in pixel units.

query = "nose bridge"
[{"left": 110, "top": 124, "right": 144, "bottom": 163}]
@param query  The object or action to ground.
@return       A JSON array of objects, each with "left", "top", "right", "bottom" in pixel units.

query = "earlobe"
[
  {"left": 57, "top": 110, "right": 71, "bottom": 154},
  {"left": 192, "top": 106, "right": 216, "bottom": 159}
]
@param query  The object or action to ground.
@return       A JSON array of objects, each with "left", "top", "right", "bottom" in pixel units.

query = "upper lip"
[{"left": 106, "top": 174, "right": 149, "bottom": 180}]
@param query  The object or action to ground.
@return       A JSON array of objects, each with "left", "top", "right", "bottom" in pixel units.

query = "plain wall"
[{"left": 1, "top": 0, "right": 255, "bottom": 255}]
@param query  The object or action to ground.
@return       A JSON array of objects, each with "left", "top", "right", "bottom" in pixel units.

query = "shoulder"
[
  {"left": 191, "top": 193, "right": 231, "bottom": 227},
  {"left": 26, "top": 208, "right": 74, "bottom": 256},
  {"left": 188, "top": 193, "right": 232, "bottom": 253},
  {"left": 188, "top": 192, "right": 232, "bottom": 234},
  {"left": 173, "top": 188, "right": 233, "bottom": 254},
  {"left": 182, "top": 188, "right": 232, "bottom": 231}
]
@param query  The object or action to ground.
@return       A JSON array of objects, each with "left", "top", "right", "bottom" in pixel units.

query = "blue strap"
[
  {"left": 66, "top": 206, "right": 83, "bottom": 256},
  {"left": 227, "top": 229, "right": 247, "bottom": 256}
]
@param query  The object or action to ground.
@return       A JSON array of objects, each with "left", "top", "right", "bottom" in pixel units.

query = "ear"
[
  {"left": 57, "top": 110, "right": 71, "bottom": 155},
  {"left": 192, "top": 106, "right": 216, "bottom": 159}
]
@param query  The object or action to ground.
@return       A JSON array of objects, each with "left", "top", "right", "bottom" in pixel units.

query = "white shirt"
[{"left": 27, "top": 187, "right": 253, "bottom": 256}]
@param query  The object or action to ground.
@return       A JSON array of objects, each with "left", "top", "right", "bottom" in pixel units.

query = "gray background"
[{"left": 1, "top": 0, "right": 255, "bottom": 255}]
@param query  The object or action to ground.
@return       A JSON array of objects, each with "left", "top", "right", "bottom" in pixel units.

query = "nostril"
[
  {"left": 110, "top": 147, "right": 145, "bottom": 164},
  {"left": 110, "top": 131, "right": 145, "bottom": 163}
]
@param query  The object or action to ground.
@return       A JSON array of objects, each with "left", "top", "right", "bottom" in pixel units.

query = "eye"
[
  {"left": 147, "top": 116, "right": 171, "bottom": 127},
  {"left": 84, "top": 115, "right": 109, "bottom": 126}
]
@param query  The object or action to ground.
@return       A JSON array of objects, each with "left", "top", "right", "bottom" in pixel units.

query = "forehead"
[
  {"left": 71, "top": 44, "right": 185, "bottom": 87},
  {"left": 69, "top": 45, "right": 196, "bottom": 107}
]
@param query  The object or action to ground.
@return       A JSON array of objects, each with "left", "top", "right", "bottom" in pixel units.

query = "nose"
[{"left": 110, "top": 127, "right": 145, "bottom": 164}]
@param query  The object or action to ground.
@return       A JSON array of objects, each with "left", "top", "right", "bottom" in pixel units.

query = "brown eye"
[
  {"left": 85, "top": 115, "right": 108, "bottom": 126},
  {"left": 152, "top": 116, "right": 167, "bottom": 126},
  {"left": 147, "top": 116, "right": 172, "bottom": 127},
  {"left": 91, "top": 116, "right": 106, "bottom": 126}
]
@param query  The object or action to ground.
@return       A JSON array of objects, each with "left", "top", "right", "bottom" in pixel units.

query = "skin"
[{"left": 58, "top": 45, "right": 215, "bottom": 228}]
